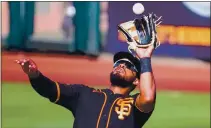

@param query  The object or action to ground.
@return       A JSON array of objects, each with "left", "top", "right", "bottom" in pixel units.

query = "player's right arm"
[{"left": 15, "top": 58, "right": 85, "bottom": 112}]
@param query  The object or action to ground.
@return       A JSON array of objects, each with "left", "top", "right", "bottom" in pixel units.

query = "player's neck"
[{"left": 109, "top": 86, "right": 130, "bottom": 95}]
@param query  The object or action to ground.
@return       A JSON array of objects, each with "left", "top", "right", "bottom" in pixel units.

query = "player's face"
[{"left": 110, "top": 60, "right": 138, "bottom": 88}]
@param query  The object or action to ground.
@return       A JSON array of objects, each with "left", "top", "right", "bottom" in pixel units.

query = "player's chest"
[{"left": 78, "top": 90, "right": 136, "bottom": 127}]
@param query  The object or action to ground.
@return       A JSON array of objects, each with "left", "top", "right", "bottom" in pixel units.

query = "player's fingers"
[
  {"left": 29, "top": 64, "right": 36, "bottom": 70},
  {"left": 19, "top": 59, "right": 30, "bottom": 68},
  {"left": 22, "top": 59, "right": 28, "bottom": 66},
  {"left": 15, "top": 59, "right": 28, "bottom": 73},
  {"left": 16, "top": 58, "right": 27, "bottom": 65},
  {"left": 15, "top": 59, "right": 25, "bottom": 64},
  {"left": 14, "top": 59, "right": 21, "bottom": 64},
  {"left": 18, "top": 59, "right": 30, "bottom": 72},
  {"left": 23, "top": 59, "right": 30, "bottom": 63}
]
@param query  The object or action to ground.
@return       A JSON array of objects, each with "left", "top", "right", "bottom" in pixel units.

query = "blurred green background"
[{"left": 2, "top": 83, "right": 210, "bottom": 128}]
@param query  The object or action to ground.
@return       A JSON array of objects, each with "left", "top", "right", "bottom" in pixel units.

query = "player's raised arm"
[
  {"left": 133, "top": 14, "right": 160, "bottom": 113},
  {"left": 15, "top": 58, "right": 59, "bottom": 101},
  {"left": 134, "top": 44, "right": 156, "bottom": 113},
  {"left": 15, "top": 58, "right": 86, "bottom": 111}
]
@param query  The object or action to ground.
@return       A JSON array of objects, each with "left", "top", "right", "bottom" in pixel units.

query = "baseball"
[{"left": 132, "top": 3, "right": 145, "bottom": 15}]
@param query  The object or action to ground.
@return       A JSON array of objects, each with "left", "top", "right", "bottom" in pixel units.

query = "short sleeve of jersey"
[
  {"left": 50, "top": 83, "right": 89, "bottom": 114},
  {"left": 132, "top": 93, "right": 153, "bottom": 127}
]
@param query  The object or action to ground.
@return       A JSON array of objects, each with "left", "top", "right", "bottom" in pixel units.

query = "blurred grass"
[{"left": 2, "top": 82, "right": 210, "bottom": 128}]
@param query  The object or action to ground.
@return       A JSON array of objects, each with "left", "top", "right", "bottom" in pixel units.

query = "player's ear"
[{"left": 133, "top": 78, "right": 139, "bottom": 86}]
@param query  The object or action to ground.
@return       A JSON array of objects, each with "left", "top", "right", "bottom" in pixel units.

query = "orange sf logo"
[{"left": 115, "top": 98, "right": 134, "bottom": 120}]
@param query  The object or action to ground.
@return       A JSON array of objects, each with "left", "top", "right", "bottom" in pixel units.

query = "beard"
[{"left": 110, "top": 72, "right": 134, "bottom": 88}]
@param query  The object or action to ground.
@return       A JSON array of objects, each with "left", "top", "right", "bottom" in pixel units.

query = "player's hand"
[
  {"left": 15, "top": 58, "right": 40, "bottom": 78},
  {"left": 135, "top": 43, "right": 154, "bottom": 59}
]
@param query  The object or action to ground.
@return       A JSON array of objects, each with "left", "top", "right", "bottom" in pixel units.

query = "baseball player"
[{"left": 15, "top": 13, "right": 161, "bottom": 128}]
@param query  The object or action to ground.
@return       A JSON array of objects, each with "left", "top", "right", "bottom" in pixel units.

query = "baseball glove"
[{"left": 118, "top": 13, "right": 162, "bottom": 53}]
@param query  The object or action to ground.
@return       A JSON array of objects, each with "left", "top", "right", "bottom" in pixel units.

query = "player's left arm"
[{"left": 134, "top": 45, "right": 156, "bottom": 113}]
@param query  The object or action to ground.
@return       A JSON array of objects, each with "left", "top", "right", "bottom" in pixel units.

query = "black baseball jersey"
[{"left": 29, "top": 72, "right": 153, "bottom": 128}]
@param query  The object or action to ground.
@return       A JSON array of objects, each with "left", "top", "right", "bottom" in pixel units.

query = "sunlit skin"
[{"left": 109, "top": 63, "right": 139, "bottom": 96}]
